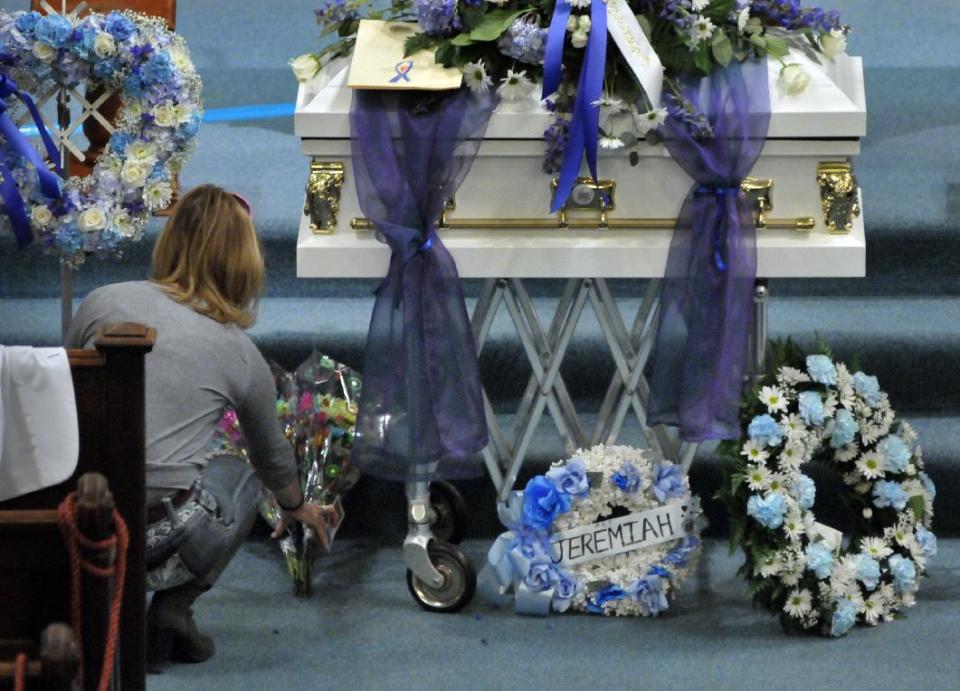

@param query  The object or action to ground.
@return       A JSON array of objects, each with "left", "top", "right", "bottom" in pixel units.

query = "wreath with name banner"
[
  {"left": 718, "top": 342, "right": 938, "bottom": 637},
  {"left": 479, "top": 445, "right": 703, "bottom": 617},
  {"left": 0, "top": 8, "right": 202, "bottom": 265}
]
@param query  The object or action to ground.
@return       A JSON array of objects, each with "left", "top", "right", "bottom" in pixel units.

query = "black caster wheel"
[
  {"left": 406, "top": 542, "right": 476, "bottom": 613},
  {"left": 430, "top": 480, "right": 467, "bottom": 545}
]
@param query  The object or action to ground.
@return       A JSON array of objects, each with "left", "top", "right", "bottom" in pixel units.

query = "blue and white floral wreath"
[
  {"left": 719, "top": 353, "right": 937, "bottom": 637},
  {"left": 0, "top": 9, "right": 202, "bottom": 265},
  {"left": 479, "top": 445, "right": 703, "bottom": 617}
]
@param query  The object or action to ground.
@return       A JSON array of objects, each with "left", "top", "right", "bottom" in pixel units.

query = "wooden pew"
[
  {"left": 0, "top": 624, "right": 80, "bottom": 691},
  {"left": 0, "top": 323, "right": 155, "bottom": 691}
]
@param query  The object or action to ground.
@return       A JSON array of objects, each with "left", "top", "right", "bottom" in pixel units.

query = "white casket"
[{"left": 294, "top": 49, "right": 866, "bottom": 280}]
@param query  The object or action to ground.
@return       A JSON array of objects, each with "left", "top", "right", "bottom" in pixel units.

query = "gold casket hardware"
[
  {"left": 351, "top": 176, "right": 815, "bottom": 233},
  {"left": 817, "top": 161, "right": 860, "bottom": 234},
  {"left": 305, "top": 160, "right": 345, "bottom": 235}
]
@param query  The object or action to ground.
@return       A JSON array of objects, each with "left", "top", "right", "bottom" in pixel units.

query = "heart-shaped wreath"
[{"left": 0, "top": 9, "right": 202, "bottom": 264}]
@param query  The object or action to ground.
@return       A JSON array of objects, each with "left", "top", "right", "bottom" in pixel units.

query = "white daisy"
[
  {"left": 783, "top": 513, "right": 804, "bottom": 542},
  {"left": 741, "top": 440, "right": 769, "bottom": 464},
  {"left": 599, "top": 134, "right": 625, "bottom": 150},
  {"left": 766, "top": 473, "right": 787, "bottom": 494},
  {"left": 759, "top": 554, "right": 783, "bottom": 577},
  {"left": 143, "top": 180, "right": 173, "bottom": 211},
  {"left": 691, "top": 0, "right": 711, "bottom": 10},
  {"left": 863, "top": 593, "right": 884, "bottom": 625},
  {"left": 783, "top": 589, "right": 812, "bottom": 617},
  {"left": 463, "top": 60, "right": 493, "bottom": 94},
  {"left": 632, "top": 107, "right": 668, "bottom": 136},
  {"left": 834, "top": 444, "right": 859, "bottom": 463},
  {"left": 860, "top": 537, "right": 892, "bottom": 560},
  {"left": 759, "top": 386, "right": 788, "bottom": 414},
  {"left": 780, "top": 413, "right": 805, "bottom": 437},
  {"left": 745, "top": 464, "right": 770, "bottom": 491},
  {"left": 780, "top": 443, "right": 805, "bottom": 469},
  {"left": 777, "top": 366, "right": 811, "bottom": 385},
  {"left": 688, "top": 15, "right": 716, "bottom": 43},
  {"left": 856, "top": 452, "right": 885, "bottom": 480},
  {"left": 498, "top": 68, "right": 533, "bottom": 101}
]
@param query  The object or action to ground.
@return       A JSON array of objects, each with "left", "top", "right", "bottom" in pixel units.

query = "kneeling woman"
[{"left": 66, "top": 185, "right": 334, "bottom": 667}]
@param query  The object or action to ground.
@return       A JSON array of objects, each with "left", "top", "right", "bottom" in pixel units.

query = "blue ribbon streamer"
[
  {"left": 550, "top": 0, "right": 608, "bottom": 213},
  {"left": 0, "top": 73, "right": 63, "bottom": 248},
  {"left": 696, "top": 185, "right": 742, "bottom": 272},
  {"left": 541, "top": 0, "right": 572, "bottom": 101}
]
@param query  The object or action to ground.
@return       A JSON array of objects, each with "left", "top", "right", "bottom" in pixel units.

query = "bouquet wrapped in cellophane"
[{"left": 214, "top": 350, "right": 361, "bottom": 595}]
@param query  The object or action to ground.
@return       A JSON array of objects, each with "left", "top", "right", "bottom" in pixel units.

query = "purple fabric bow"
[
  {"left": 647, "top": 59, "right": 771, "bottom": 442},
  {"left": 349, "top": 89, "right": 495, "bottom": 482}
]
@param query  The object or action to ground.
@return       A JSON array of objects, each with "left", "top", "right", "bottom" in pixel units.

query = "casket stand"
[{"left": 294, "top": 49, "right": 866, "bottom": 505}]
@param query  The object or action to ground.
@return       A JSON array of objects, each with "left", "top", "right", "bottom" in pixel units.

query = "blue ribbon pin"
[{"left": 390, "top": 60, "right": 414, "bottom": 83}]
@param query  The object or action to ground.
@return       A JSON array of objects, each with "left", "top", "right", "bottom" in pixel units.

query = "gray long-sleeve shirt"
[{"left": 65, "top": 281, "right": 297, "bottom": 499}]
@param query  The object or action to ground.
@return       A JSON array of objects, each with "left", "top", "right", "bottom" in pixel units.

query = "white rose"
[
  {"left": 93, "top": 32, "right": 116, "bottom": 58},
  {"left": 578, "top": 15, "right": 591, "bottom": 32},
  {"left": 120, "top": 161, "right": 150, "bottom": 188},
  {"left": 32, "top": 43, "right": 56, "bottom": 63},
  {"left": 78, "top": 207, "right": 107, "bottom": 233},
  {"left": 779, "top": 63, "right": 811, "bottom": 96},
  {"left": 289, "top": 54, "right": 320, "bottom": 83},
  {"left": 819, "top": 29, "right": 847, "bottom": 60},
  {"left": 571, "top": 30, "right": 589, "bottom": 49},
  {"left": 31, "top": 205, "right": 53, "bottom": 226},
  {"left": 153, "top": 104, "right": 176, "bottom": 128},
  {"left": 126, "top": 141, "right": 158, "bottom": 165}
]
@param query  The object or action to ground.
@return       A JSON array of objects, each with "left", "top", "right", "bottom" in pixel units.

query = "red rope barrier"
[
  {"left": 12, "top": 653, "right": 26, "bottom": 691},
  {"left": 57, "top": 492, "right": 129, "bottom": 691}
]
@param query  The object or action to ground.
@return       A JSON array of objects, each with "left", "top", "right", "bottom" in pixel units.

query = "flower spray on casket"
[{"left": 213, "top": 351, "right": 361, "bottom": 596}]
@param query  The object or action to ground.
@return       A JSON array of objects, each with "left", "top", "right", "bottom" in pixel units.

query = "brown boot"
[{"left": 146, "top": 582, "right": 215, "bottom": 667}]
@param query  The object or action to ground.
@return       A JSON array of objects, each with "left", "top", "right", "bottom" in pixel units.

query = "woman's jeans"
[{"left": 146, "top": 455, "right": 263, "bottom": 591}]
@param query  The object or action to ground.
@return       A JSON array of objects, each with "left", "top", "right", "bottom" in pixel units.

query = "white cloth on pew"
[{"left": 0, "top": 347, "right": 79, "bottom": 501}]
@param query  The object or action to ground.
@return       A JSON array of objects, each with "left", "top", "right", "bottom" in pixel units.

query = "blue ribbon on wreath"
[{"left": 0, "top": 72, "right": 63, "bottom": 248}]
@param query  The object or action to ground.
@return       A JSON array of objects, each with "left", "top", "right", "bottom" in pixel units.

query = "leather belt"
[{"left": 146, "top": 487, "right": 197, "bottom": 525}]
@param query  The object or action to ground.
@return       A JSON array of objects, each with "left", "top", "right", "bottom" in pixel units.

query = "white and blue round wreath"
[
  {"left": 0, "top": 9, "right": 201, "bottom": 265},
  {"left": 719, "top": 352, "right": 938, "bottom": 637},
  {"left": 479, "top": 445, "right": 703, "bottom": 617}
]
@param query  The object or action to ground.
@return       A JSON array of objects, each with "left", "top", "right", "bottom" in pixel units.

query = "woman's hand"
[{"left": 271, "top": 502, "right": 339, "bottom": 549}]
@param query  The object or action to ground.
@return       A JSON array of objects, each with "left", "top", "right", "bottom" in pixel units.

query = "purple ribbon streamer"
[
  {"left": 0, "top": 73, "right": 63, "bottom": 248},
  {"left": 647, "top": 60, "right": 771, "bottom": 443},
  {"left": 550, "top": 0, "right": 607, "bottom": 213}
]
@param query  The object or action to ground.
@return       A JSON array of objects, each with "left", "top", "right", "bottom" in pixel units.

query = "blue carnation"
[
  {"left": 888, "top": 554, "right": 917, "bottom": 593},
  {"left": 830, "top": 597, "right": 859, "bottom": 637},
  {"left": 546, "top": 456, "right": 590, "bottom": 498},
  {"left": 610, "top": 462, "right": 642, "bottom": 494},
  {"left": 919, "top": 471, "right": 937, "bottom": 501},
  {"left": 141, "top": 52, "right": 175, "bottom": 85},
  {"left": 748, "top": 414, "right": 783, "bottom": 447},
  {"left": 794, "top": 474, "right": 816, "bottom": 511},
  {"left": 521, "top": 475, "right": 572, "bottom": 530},
  {"left": 872, "top": 481, "right": 908, "bottom": 511},
  {"left": 652, "top": 464, "right": 684, "bottom": 502},
  {"left": 830, "top": 408, "right": 858, "bottom": 448},
  {"left": 798, "top": 391, "right": 826, "bottom": 426},
  {"left": 915, "top": 526, "right": 938, "bottom": 558},
  {"left": 15, "top": 11, "right": 41, "bottom": 37},
  {"left": 878, "top": 436, "right": 911, "bottom": 474},
  {"left": 805, "top": 541, "right": 834, "bottom": 579},
  {"left": 806, "top": 354, "right": 837, "bottom": 385},
  {"left": 853, "top": 372, "right": 882, "bottom": 407},
  {"left": 856, "top": 554, "right": 880, "bottom": 590},
  {"left": 35, "top": 14, "right": 72, "bottom": 48},
  {"left": 747, "top": 492, "right": 787, "bottom": 529},
  {"left": 104, "top": 11, "right": 136, "bottom": 40}
]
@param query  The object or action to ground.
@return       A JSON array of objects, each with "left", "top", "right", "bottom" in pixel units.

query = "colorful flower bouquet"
[{"left": 214, "top": 350, "right": 361, "bottom": 595}]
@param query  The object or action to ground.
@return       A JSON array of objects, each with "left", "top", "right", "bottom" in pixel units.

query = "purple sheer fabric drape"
[
  {"left": 349, "top": 89, "right": 496, "bottom": 482},
  {"left": 647, "top": 59, "right": 771, "bottom": 443}
]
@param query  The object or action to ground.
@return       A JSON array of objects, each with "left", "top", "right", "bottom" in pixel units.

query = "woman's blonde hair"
[{"left": 151, "top": 184, "right": 264, "bottom": 328}]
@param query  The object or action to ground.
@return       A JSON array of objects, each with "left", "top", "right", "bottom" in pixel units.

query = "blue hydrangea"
[
  {"left": 856, "top": 554, "right": 880, "bottom": 590},
  {"left": 798, "top": 391, "right": 826, "bottom": 426},
  {"left": 794, "top": 474, "right": 816, "bottom": 511},
  {"left": 888, "top": 554, "right": 917, "bottom": 593},
  {"left": 123, "top": 72, "right": 144, "bottom": 98},
  {"left": 415, "top": 0, "right": 456, "bottom": 36},
  {"left": 610, "top": 462, "right": 642, "bottom": 494},
  {"left": 35, "top": 14, "right": 72, "bottom": 48},
  {"left": 15, "top": 11, "right": 41, "bottom": 37},
  {"left": 878, "top": 436, "right": 911, "bottom": 474},
  {"left": 651, "top": 464, "right": 684, "bottom": 502},
  {"left": 747, "top": 492, "right": 787, "bottom": 529},
  {"left": 109, "top": 131, "right": 132, "bottom": 154},
  {"left": 806, "top": 354, "right": 837, "bottom": 385},
  {"left": 804, "top": 541, "right": 834, "bottom": 579},
  {"left": 853, "top": 372, "right": 882, "bottom": 407},
  {"left": 93, "top": 58, "right": 120, "bottom": 80},
  {"left": 314, "top": 0, "right": 358, "bottom": 25},
  {"left": 748, "top": 414, "right": 783, "bottom": 447},
  {"left": 919, "top": 471, "right": 937, "bottom": 501},
  {"left": 872, "top": 481, "right": 908, "bottom": 511},
  {"left": 830, "top": 408, "right": 858, "bottom": 448},
  {"left": 498, "top": 18, "right": 547, "bottom": 65},
  {"left": 69, "top": 28, "right": 97, "bottom": 60},
  {"left": 546, "top": 456, "right": 590, "bottom": 498},
  {"left": 830, "top": 597, "right": 858, "bottom": 637},
  {"left": 915, "top": 526, "right": 938, "bottom": 558},
  {"left": 141, "top": 52, "right": 175, "bottom": 85},
  {"left": 104, "top": 11, "right": 136, "bottom": 40}
]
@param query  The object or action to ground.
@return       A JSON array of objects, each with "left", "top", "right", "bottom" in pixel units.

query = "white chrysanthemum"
[
  {"left": 780, "top": 413, "right": 805, "bottom": 437},
  {"left": 783, "top": 513, "right": 804, "bottom": 542},
  {"left": 688, "top": 15, "right": 716, "bottom": 43},
  {"left": 742, "top": 441, "right": 768, "bottom": 464},
  {"left": 783, "top": 589, "right": 812, "bottom": 617},
  {"left": 900, "top": 421, "right": 918, "bottom": 445},
  {"left": 777, "top": 366, "right": 811, "bottom": 385},
  {"left": 860, "top": 537, "right": 893, "bottom": 560},
  {"left": 823, "top": 392, "right": 839, "bottom": 419},
  {"left": 463, "top": 60, "right": 493, "bottom": 94},
  {"left": 113, "top": 209, "right": 138, "bottom": 238},
  {"left": 745, "top": 464, "right": 770, "bottom": 490},
  {"left": 144, "top": 180, "right": 174, "bottom": 210},
  {"left": 767, "top": 473, "right": 787, "bottom": 494},
  {"left": 126, "top": 141, "right": 158, "bottom": 165},
  {"left": 759, "top": 554, "right": 783, "bottom": 577},
  {"left": 863, "top": 593, "right": 884, "bottom": 625},
  {"left": 599, "top": 134, "right": 625, "bottom": 150},
  {"left": 759, "top": 386, "right": 788, "bottom": 414},
  {"left": 632, "top": 107, "right": 668, "bottom": 136},
  {"left": 856, "top": 452, "right": 885, "bottom": 480},
  {"left": 834, "top": 443, "right": 859, "bottom": 463},
  {"left": 860, "top": 424, "right": 883, "bottom": 446},
  {"left": 779, "top": 442, "right": 805, "bottom": 469},
  {"left": 498, "top": 68, "right": 533, "bottom": 101}
]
